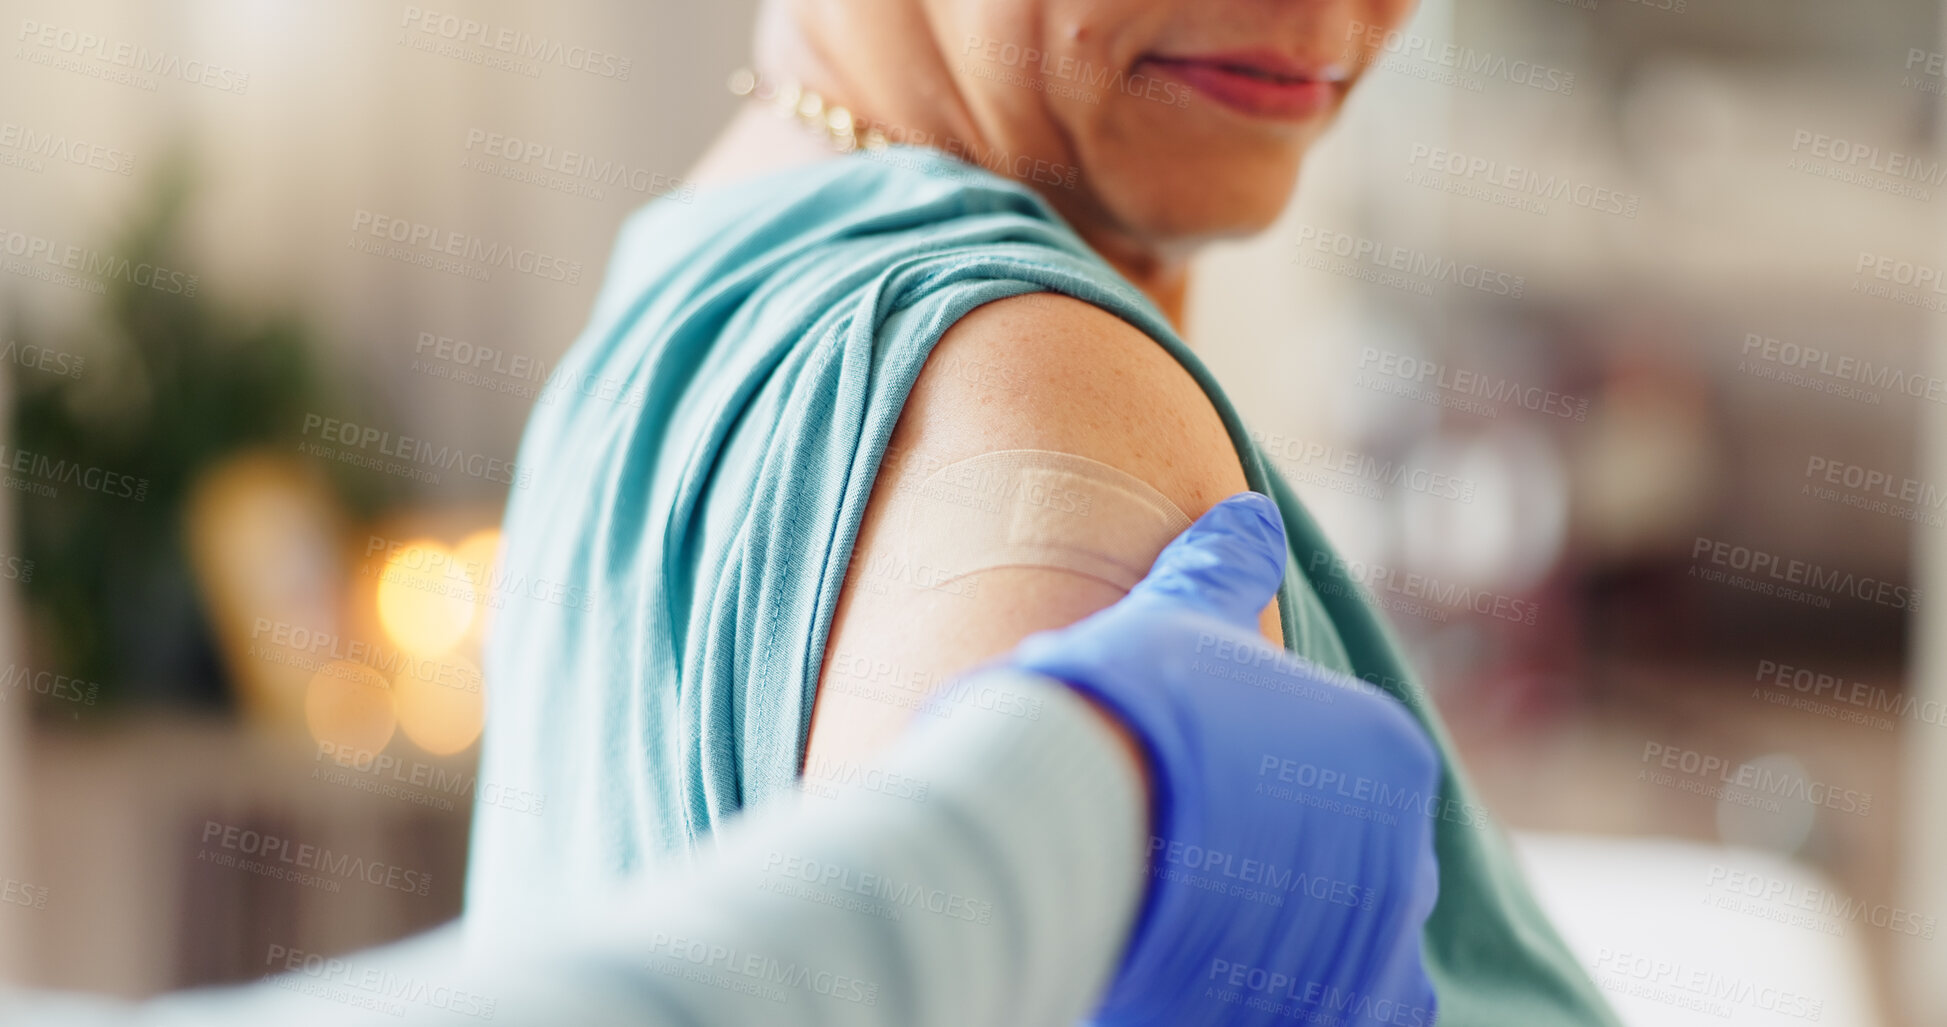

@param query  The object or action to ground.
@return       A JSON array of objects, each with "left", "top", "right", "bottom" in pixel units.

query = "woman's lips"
[{"left": 1140, "top": 53, "right": 1343, "bottom": 120}]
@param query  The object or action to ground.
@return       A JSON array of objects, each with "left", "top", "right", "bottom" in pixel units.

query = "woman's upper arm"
[{"left": 806, "top": 291, "right": 1282, "bottom": 770}]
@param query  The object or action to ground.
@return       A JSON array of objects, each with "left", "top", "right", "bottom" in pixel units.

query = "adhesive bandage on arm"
[{"left": 898, "top": 449, "right": 1192, "bottom": 593}]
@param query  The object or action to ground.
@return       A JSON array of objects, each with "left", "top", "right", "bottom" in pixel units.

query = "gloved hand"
[{"left": 1004, "top": 492, "right": 1442, "bottom": 1027}]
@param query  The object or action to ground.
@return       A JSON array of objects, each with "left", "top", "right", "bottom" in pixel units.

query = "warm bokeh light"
[
  {"left": 303, "top": 659, "right": 396, "bottom": 756},
  {"left": 392, "top": 654, "right": 487, "bottom": 756},
  {"left": 375, "top": 538, "right": 475, "bottom": 656},
  {"left": 183, "top": 450, "right": 347, "bottom": 730},
  {"left": 454, "top": 528, "right": 504, "bottom": 650}
]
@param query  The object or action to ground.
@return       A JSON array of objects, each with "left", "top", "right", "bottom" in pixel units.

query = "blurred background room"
[{"left": 0, "top": 1, "right": 1942, "bottom": 1024}]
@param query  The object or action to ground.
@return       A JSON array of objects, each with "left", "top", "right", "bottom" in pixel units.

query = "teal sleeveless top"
[{"left": 465, "top": 145, "right": 1620, "bottom": 1027}]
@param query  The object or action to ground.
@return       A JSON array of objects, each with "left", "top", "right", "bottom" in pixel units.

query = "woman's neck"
[{"left": 688, "top": 4, "right": 1193, "bottom": 329}]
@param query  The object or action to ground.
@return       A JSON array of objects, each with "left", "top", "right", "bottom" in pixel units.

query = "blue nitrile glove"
[{"left": 1006, "top": 492, "right": 1441, "bottom": 1027}]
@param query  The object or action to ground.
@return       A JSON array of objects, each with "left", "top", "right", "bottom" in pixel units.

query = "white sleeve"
[{"left": 1, "top": 669, "right": 1148, "bottom": 1027}]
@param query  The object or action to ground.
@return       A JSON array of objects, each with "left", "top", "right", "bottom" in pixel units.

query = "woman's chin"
[
  {"left": 1056, "top": 114, "right": 1308, "bottom": 241},
  {"left": 1093, "top": 158, "right": 1303, "bottom": 245}
]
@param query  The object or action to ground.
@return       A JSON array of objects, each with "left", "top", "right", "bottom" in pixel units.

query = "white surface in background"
[{"left": 1514, "top": 832, "right": 1885, "bottom": 1027}]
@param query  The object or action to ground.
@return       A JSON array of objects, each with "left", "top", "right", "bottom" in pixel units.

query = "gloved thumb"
[{"left": 1126, "top": 491, "right": 1286, "bottom": 629}]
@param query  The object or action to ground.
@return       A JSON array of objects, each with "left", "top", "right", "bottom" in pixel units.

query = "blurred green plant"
[{"left": 7, "top": 150, "right": 387, "bottom": 710}]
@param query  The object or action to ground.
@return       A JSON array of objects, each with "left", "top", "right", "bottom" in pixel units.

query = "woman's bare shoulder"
[
  {"left": 804, "top": 291, "right": 1277, "bottom": 771},
  {"left": 896, "top": 291, "right": 1249, "bottom": 517}
]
